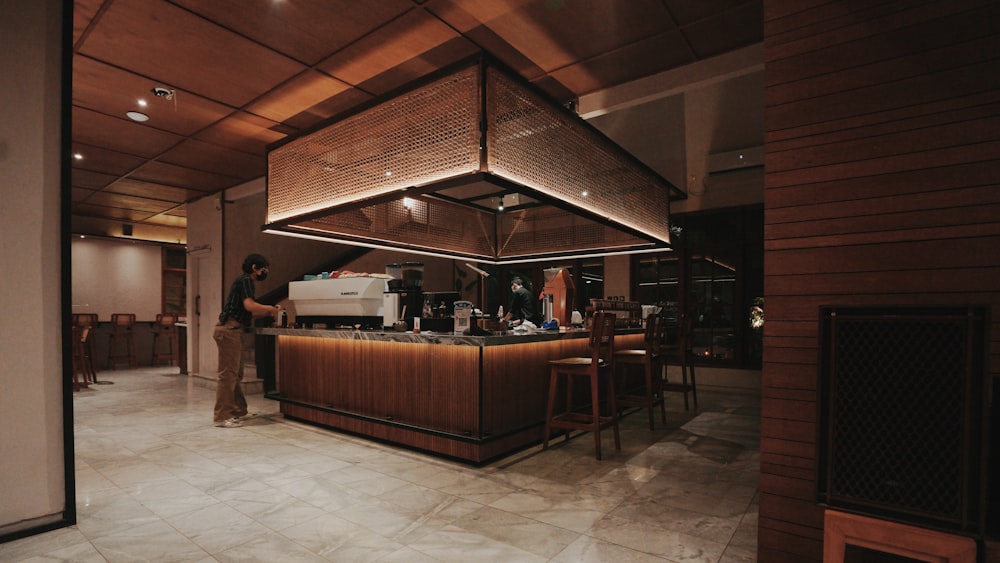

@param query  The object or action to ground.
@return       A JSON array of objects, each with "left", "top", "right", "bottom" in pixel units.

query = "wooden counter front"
[{"left": 260, "top": 328, "right": 641, "bottom": 463}]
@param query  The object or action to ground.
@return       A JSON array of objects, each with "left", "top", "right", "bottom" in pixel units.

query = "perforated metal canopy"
[{"left": 264, "top": 58, "right": 684, "bottom": 264}]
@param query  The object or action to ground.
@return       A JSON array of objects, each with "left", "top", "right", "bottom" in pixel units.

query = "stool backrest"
[
  {"left": 73, "top": 313, "right": 99, "bottom": 327},
  {"left": 156, "top": 313, "right": 177, "bottom": 328},
  {"left": 589, "top": 312, "right": 616, "bottom": 363},
  {"left": 111, "top": 313, "right": 136, "bottom": 328},
  {"left": 643, "top": 313, "right": 665, "bottom": 352}
]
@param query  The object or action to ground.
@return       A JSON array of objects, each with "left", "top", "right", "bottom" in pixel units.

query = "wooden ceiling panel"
[
  {"left": 172, "top": 0, "right": 414, "bottom": 66},
  {"left": 82, "top": 191, "right": 177, "bottom": 214},
  {"left": 72, "top": 168, "right": 117, "bottom": 190},
  {"left": 247, "top": 70, "right": 352, "bottom": 123},
  {"left": 351, "top": 37, "right": 481, "bottom": 97},
  {"left": 72, "top": 186, "right": 99, "bottom": 202},
  {"left": 195, "top": 112, "right": 291, "bottom": 156},
  {"left": 425, "top": 0, "right": 548, "bottom": 82},
  {"left": 547, "top": 31, "right": 696, "bottom": 96},
  {"left": 73, "top": 56, "right": 235, "bottom": 137},
  {"left": 316, "top": 9, "right": 460, "bottom": 86},
  {"left": 69, "top": 0, "right": 763, "bottom": 233},
  {"left": 103, "top": 178, "right": 197, "bottom": 204},
  {"left": 77, "top": 0, "right": 306, "bottom": 107},
  {"left": 145, "top": 212, "right": 187, "bottom": 227},
  {"left": 681, "top": 2, "right": 763, "bottom": 59},
  {"left": 73, "top": 202, "right": 161, "bottom": 222},
  {"left": 282, "top": 89, "right": 375, "bottom": 131},
  {"left": 73, "top": 107, "right": 183, "bottom": 158},
  {"left": 158, "top": 139, "right": 266, "bottom": 180},
  {"left": 130, "top": 161, "right": 241, "bottom": 192},
  {"left": 71, "top": 144, "right": 147, "bottom": 176},
  {"left": 455, "top": 0, "right": 673, "bottom": 72},
  {"left": 73, "top": 0, "right": 104, "bottom": 44},
  {"left": 664, "top": 0, "right": 755, "bottom": 26}
]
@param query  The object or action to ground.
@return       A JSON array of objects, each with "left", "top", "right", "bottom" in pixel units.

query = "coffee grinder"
[
  {"left": 382, "top": 262, "right": 424, "bottom": 330},
  {"left": 542, "top": 267, "right": 575, "bottom": 326}
]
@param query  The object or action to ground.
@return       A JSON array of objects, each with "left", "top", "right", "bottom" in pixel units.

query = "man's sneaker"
[{"left": 214, "top": 418, "right": 242, "bottom": 428}]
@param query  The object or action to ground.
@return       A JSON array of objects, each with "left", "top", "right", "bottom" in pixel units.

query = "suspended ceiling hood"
[{"left": 263, "top": 57, "right": 685, "bottom": 264}]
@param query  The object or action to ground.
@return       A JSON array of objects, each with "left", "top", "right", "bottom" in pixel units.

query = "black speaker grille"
[{"left": 818, "top": 306, "right": 988, "bottom": 533}]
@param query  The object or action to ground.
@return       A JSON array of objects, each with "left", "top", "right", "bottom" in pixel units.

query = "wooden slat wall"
[{"left": 761, "top": 0, "right": 1000, "bottom": 560}]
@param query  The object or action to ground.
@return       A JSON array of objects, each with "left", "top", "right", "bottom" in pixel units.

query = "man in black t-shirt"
[
  {"left": 502, "top": 277, "right": 539, "bottom": 326},
  {"left": 213, "top": 253, "right": 280, "bottom": 428}
]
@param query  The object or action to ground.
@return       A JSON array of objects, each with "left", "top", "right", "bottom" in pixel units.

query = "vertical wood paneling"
[{"left": 761, "top": 0, "right": 1000, "bottom": 559}]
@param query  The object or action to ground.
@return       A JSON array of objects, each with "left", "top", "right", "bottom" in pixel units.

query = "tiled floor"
[{"left": 1, "top": 366, "right": 759, "bottom": 562}]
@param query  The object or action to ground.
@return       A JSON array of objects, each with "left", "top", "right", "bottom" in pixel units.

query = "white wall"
[
  {"left": 185, "top": 193, "right": 224, "bottom": 377},
  {"left": 0, "top": 0, "right": 67, "bottom": 537},
  {"left": 71, "top": 237, "right": 164, "bottom": 322}
]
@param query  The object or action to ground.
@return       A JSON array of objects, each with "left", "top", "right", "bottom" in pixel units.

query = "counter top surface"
[{"left": 256, "top": 326, "right": 640, "bottom": 346}]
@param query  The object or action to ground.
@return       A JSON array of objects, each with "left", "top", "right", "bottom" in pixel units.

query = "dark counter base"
[
  {"left": 269, "top": 331, "right": 642, "bottom": 463},
  {"left": 277, "top": 398, "right": 547, "bottom": 465}
]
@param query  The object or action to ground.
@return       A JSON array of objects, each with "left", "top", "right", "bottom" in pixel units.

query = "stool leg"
[
  {"left": 607, "top": 369, "right": 620, "bottom": 452},
  {"left": 680, "top": 356, "right": 690, "bottom": 411},
  {"left": 542, "top": 368, "right": 559, "bottom": 451},
  {"left": 688, "top": 362, "right": 697, "bottom": 409},
  {"left": 643, "top": 360, "right": 655, "bottom": 431},
  {"left": 590, "top": 369, "right": 601, "bottom": 460},
  {"left": 657, "top": 361, "right": 667, "bottom": 425},
  {"left": 128, "top": 332, "right": 136, "bottom": 368}
]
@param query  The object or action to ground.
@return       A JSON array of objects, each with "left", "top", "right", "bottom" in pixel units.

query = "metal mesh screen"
[
  {"left": 819, "top": 307, "right": 988, "bottom": 532},
  {"left": 292, "top": 195, "right": 498, "bottom": 260},
  {"left": 267, "top": 66, "right": 481, "bottom": 223},
  {"left": 496, "top": 207, "right": 650, "bottom": 259},
  {"left": 266, "top": 60, "right": 678, "bottom": 262},
  {"left": 485, "top": 67, "right": 671, "bottom": 244}
]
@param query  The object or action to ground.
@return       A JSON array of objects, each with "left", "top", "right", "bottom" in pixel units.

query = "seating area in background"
[
  {"left": 71, "top": 313, "right": 100, "bottom": 390},
  {"left": 106, "top": 313, "right": 136, "bottom": 370},
  {"left": 152, "top": 313, "right": 178, "bottom": 366}
]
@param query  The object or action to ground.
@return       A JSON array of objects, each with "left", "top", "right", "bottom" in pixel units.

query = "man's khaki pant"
[{"left": 213, "top": 326, "right": 247, "bottom": 423}]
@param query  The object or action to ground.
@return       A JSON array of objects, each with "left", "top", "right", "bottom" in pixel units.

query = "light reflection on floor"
[{"left": 2, "top": 366, "right": 758, "bottom": 562}]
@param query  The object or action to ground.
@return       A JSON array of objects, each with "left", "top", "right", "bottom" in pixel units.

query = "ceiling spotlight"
[
  {"left": 151, "top": 86, "right": 175, "bottom": 100},
  {"left": 137, "top": 99, "right": 147, "bottom": 107},
  {"left": 126, "top": 111, "right": 150, "bottom": 122},
  {"left": 73, "top": 152, "right": 83, "bottom": 160}
]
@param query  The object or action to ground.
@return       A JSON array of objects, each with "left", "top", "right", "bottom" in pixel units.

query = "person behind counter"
[
  {"left": 501, "top": 277, "right": 540, "bottom": 327},
  {"left": 213, "top": 253, "right": 280, "bottom": 428}
]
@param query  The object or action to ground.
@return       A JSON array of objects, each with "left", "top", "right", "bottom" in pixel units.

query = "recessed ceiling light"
[
  {"left": 126, "top": 111, "right": 149, "bottom": 122},
  {"left": 137, "top": 99, "right": 147, "bottom": 107},
  {"left": 73, "top": 152, "right": 83, "bottom": 160}
]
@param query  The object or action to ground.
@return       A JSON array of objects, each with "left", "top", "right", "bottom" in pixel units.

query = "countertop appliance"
[{"left": 289, "top": 277, "right": 388, "bottom": 329}]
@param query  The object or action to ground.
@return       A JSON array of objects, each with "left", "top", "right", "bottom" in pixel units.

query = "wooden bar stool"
[
  {"left": 70, "top": 325, "right": 90, "bottom": 391},
  {"left": 614, "top": 312, "right": 667, "bottom": 430},
  {"left": 107, "top": 313, "right": 137, "bottom": 369},
  {"left": 661, "top": 313, "right": 697, "bottom": 410},
  {"left": 152, "top": 313, "right": 178, "bottom": 366},
  {"left": 72, "top": 313, "right": 105, "bottom": 384},
  {"left": 543, "top": 312, "right": 620, "bottom": 460}
]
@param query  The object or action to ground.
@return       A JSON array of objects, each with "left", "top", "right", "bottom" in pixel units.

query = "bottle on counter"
[{"left": 280, "top": 310, "right": 288, "bottom": 328}]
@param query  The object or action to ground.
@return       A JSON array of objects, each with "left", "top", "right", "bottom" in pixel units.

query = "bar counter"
[{"left": 258, "top": 326, "right": 642, "bottom": 463}]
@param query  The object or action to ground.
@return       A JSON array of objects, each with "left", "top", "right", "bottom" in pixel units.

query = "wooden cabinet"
[{"left": 162, "top": 247, "right": 186, "bottom": 316}]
